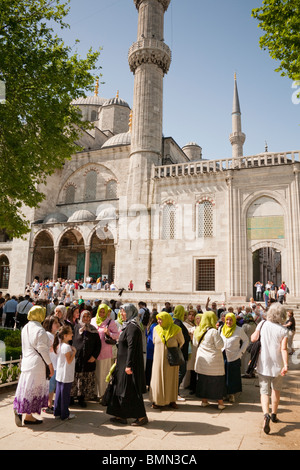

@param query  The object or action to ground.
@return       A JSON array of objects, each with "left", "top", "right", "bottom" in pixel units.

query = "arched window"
[
  {"left": 162, "top": 203, "right": 176, "bottom": 240},
  {"left": 85, "top": 170, "right": 97, "bottom": 201},
  {"left": 0, "top": 255, "right": 10, "bottom": 289},
  {"left": 106, "top": 180, "right": 117, "bottom": 199},
  {"left": 91, "top": 110, "right": 97, "bottom": 121},
  {"left": 65, "top": 185, "right": 75, "bottom": 204},
  {"left": 197, "top": 201, "right": 214, "bottom": 238}
]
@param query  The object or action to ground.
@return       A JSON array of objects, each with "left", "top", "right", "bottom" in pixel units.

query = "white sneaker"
[
  {"left": 218, "top": 404, "right": 226, "bottom": 410},
  {"left": 200, "top": 401, "right": 209, "bottom": 407},
  {"left": 177, "top": 395, "right": 186, "bottom": 402}
]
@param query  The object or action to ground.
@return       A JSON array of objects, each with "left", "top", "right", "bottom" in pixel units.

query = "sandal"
[
  {"left": 131, "top": 416, "right": 148, "bottom": 426},
  {"left": 110, "top": 417, "right": 128, "bottom": 425}
]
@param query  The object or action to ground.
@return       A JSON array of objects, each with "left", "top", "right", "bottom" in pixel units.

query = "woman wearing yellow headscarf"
[
  {"left": 220, "top": 312, "right": 249, "bottom": 402},
  {"left": 91, "top": 303, "right": 119, "bottom": 402},
  {"left": 173, "top": 305, "right": 191, "bottom": 401},
  {"left": 193, "top": 311, "right": 225, "bottom": 409},
  {"left": 149, "top": 312, "right": 184, "bottom": 409},
  {"left": 13, "top": 306, "right": 54, "bottom": 426}
]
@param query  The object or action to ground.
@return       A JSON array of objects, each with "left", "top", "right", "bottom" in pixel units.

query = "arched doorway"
[
  {"left": 32, "top": 231, "right": 54, "bottom": 281},
  {"left": 246, "top": 195, "right": 286, "bottom": 300},
  {"left": 58, "top": 229, "right": 85, "bottom": 281},
  {"left": 252, "top": 247, "right": 282, "bottom": 299}
]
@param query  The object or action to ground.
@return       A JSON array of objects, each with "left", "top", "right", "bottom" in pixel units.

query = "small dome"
[
  {"left": 183, "top": 142, "right": 201, "bottom": 148},
  {"left": 102, "top": 96, "right": 130, "bottom": 108},
  {"left": 43, "top": 212, "right": 68, "bottom": 224},
  {"left": 72, "top": 96, "right": 107, "bottom": 106},
  {"left": 102, "top": 132, "right": 131, "bottom": 148},
  {"left": 68, "top": 210, "right": 96, "bottom": 222},
  {"left": 96, "top": 206, "right": 117, "bottom": 221}
]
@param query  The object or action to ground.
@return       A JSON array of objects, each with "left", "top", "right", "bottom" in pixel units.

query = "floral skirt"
[
  {"left": 13, "top": 370, "right": 49, "bottom": 415},
  {"left": 71, "top": 371, "right": 96, "bottom": 400}
]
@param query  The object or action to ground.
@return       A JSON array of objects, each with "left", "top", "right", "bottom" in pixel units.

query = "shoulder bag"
[
  {"left": 104, "top": 319, "right": 117, "bottom": 345},
  {"left": 163, "top": 336, "right": 185, "bottom": 367},
  {"left": 246, "top": 320, "right": 265, "bottom": 375}
]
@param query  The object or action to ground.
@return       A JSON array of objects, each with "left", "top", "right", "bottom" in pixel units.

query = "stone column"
[
  {"left": 84, "top": 246, "right": 90, "bottom": 281},
  {"left": 52, "top": 246, "right": 59, "bottom": 280}
]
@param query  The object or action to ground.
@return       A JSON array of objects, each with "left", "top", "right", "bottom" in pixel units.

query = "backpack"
[{"left": 141, "top": 307, "right": 150, "bottom": 326}]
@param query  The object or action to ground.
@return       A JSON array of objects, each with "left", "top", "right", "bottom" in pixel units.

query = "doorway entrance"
[{"left": 252, "top": 247, "right": 281, "bottom": 299}]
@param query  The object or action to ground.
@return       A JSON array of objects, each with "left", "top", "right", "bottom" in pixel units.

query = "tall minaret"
[
  {"left": 127, "top": 0, "right": 172, "bottom": 205},
  {"left": 229, "top": 73, "right": 246, "bottom": 158}
]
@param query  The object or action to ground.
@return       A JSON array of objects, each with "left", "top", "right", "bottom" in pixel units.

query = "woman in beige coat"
[{"left": 149, "top": 312, "right": 185, "bottom": 409}]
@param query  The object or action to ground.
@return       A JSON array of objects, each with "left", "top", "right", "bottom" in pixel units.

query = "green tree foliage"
[
  {"left": 0, "top": 0, "right": 101, "bottom": 238},
  {"left": 252, "top": 0, "right": 300, "bottom": 81}
]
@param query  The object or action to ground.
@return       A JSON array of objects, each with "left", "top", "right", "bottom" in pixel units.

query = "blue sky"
[{"left": 57, "top": 0, "right": 299, "bottom": 159}]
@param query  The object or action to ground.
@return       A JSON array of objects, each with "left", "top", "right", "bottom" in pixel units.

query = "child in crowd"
[
  {"left": 43, "top": 315, "right": 60, "bottom": 414},
  {"left": 53, "top": 325, "right": 76, "bottom": 420}
]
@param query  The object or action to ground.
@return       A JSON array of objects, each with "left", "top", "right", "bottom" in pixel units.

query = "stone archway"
[{"left": 32, "top": 231, "right": 54, "bottom": 281}]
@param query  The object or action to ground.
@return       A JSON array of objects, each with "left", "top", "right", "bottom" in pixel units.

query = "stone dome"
[
  {"left": 68, "top": 210, "right": 96, "bottom": 223},
  {"left": 43, "top": 212, "right": 68, "bottom": 224},
  {"left": 96, "top": 206, "right": 117, "bottom": 221},
  {"left": 102, "top": 132, "right": 131, "bottom": 148},
  {"left": 71, "top": 96, "right": 107, "bottom": 106},
  {"left": 102, "top": 97, "right": 130, "bottom": 108}
]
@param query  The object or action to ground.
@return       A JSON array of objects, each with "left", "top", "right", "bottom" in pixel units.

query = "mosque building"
[{"left": 1, "top": 0, "right": 300, "bottom": 304}]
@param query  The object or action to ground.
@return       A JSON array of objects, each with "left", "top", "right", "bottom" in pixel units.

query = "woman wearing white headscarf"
[
  {"left": 70, "top": 310, "right": 101, "bottom": 407},
  {"left": 13, "top": 306, "right": 54, "bottom": 426},
  {"left": 106, "top": 303, "right": 148, "bottom": 426}
]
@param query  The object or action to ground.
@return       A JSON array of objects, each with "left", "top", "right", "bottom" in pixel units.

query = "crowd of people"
[{"left": 3, "top": 278, "right": 296, "bottom": 434}]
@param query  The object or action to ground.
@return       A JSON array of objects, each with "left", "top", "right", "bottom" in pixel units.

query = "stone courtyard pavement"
[{"left": 0, "top": 352, "right": 299, "bottom": 454}]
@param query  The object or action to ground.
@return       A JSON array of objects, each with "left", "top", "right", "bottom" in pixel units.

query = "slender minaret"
[
  {"left": 127, "top": 0, "right": 172, "bottom": 205},
  {"left": 229, "top": 73, "right": 246, "bottom": 158}
]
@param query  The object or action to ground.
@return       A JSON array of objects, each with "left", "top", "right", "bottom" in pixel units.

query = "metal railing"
[
  {"left": 0, "top": 357, "right": 21, "bottom": 388},
  {"left": 152, "top": 151, "right": 300, "bottom": 179}
]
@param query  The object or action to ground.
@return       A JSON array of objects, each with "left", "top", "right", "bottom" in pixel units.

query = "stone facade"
[{"left": 1, "top": 0, "right": 300, "bottom": 303}]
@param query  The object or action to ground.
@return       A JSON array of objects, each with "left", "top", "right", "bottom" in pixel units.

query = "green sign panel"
[{"left": 247, "top": 216, "right": 284, "bottom": 240}]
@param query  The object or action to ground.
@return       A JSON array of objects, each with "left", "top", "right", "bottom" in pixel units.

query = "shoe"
[
  {"left": 228, "top": 394, "right": 235, "bottom": 403},
  {"left": 151, "top": 403, "right": 160, "bottom": 409},
  {"left": 110, "top": 417, "right": 128, "bottom": 425},
  {"left": 14, "top": 410, "right": 22, "bottom": 427},
  {"left": 24, "top": 419, "right": 43, "bottom": 425},
  {"left": 43, "top": 406, "right": 54, "bottom": 414},
  {"left": 131, "top": 416, "right": 148, "bottom": 426},
  {"left": 62, "top": 413, "right": 76, "bottom": 421},
  {"left": 271, "top": 413, "right": 279, "bottom": 423},
  {"left": 200, "top": 401, "right": 209, "bottom": 407},
  {"left": 169, "top": 402, "right": 178, "bottom": 409},
  {"left": 177, "top": 395, "right": 186, "bottom": 402},
  {"left": 263, "top": 413, "right": 271, "bottom": 434},
  {"left": 218, "top": 404, "right": 226, "bottom": 410}
]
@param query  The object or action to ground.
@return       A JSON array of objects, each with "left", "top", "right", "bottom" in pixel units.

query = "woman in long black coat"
[
  {"left": 106, "top": 303, "right": 148, "bottom": 426},
  {"left": 71, "top": 310, "right": 101, "bottom": 407}
]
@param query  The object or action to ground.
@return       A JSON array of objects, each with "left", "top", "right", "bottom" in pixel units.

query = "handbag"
[
  {"left": 101, "top": 369, "right": 116, "bottom": 406},
  {"left": 104, "top": 319, "right": 117, "bottom": 345},
  {"left": 246, "top": 321, "right": 265, "bottom": 375},
  {"left": 164, "top": 336, "right": 185, "bottom": 367}
]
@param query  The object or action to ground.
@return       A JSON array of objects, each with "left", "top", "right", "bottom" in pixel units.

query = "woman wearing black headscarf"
[{"left": 106, "top": 303, "right": 148, "bottom": 426}]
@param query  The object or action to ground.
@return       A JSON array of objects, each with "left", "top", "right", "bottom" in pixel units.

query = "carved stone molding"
[
  {"left": 134, "top": 0, "right": 171, "bottom": 12},
  {"left": 128, "top": 39, "right": 171, "bottom": 74}
]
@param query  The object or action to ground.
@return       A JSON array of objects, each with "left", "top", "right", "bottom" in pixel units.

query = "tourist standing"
[
  {"left": 150, "top": 312, "right": 184, "bottom": 409},
  {"left": 220, "top": 313, "right": 249, "bottom": 402},
  {"left": 71, "top": 310, "right": 101, "bottom": 407},
  {"left": 91, "top": 303, "right": 119, "bottom": 402},
  {"left": 251, "top": 303, "right": 288, "bottom": 433},
  {"left": 194, "top": 311, "right": 225, "bottom": 410},
  {"left": 13, "top": 306, "right": 54, "bottom": 426},
  {"left": 106, "top": 303, "right": 148, "bottom": 426}
]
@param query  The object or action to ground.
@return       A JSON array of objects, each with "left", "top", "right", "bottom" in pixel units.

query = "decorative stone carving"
[
  {"left": 128, "top": 39, "right": 171, "bottom": 74},
  {"left": 134, "top": 0, "right": 171, "bottom": 12}
]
